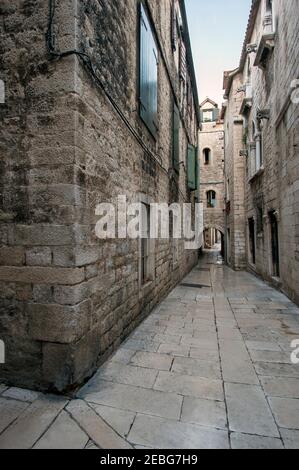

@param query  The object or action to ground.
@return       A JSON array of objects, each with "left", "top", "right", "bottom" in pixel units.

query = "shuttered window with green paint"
[
  {"left": 187, "top": 144, "right": 198, "bottom": 190},
  {"left": 140, "top": 4, "right": 158, "bottom": 138},
  {"left": 173, "top": 102, "right": 180, "bottom": 173}
]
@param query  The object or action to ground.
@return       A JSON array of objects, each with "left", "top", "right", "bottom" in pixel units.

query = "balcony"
[{"left": 254, "top": 14, "right": 275, "bottom": 69}]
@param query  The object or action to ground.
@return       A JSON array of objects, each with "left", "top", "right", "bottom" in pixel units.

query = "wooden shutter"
[
  {"left": 187, "top": 144, "right": 197, "bottom": 190},
  {"left": 213, "top": 107, "right": 220, "bottom": 122},
  {"left": 140, "top": 4, "right": 158, "bottom": 138},
  {"left": 173, "top": 102, "right": 180, "bottom": 173},
  {"left": 179, "top": 42, "right": 187, "bottom": 82},
  {"left": 171, "top": 1, "right": 177, "bottom": 51}
]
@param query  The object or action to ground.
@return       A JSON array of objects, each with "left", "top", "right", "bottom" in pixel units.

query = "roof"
[
  {"left": 180, "top": 0, "right": 201, "bottom": 126},
  {"left": 200, "top": 97, "right": 218, "bottom": 108},
  {"left": 239, "top": 0, "right": 261, "bottom": 70},
  {"left": 223, "top": 68, "right": 240, "bottom": 99}
]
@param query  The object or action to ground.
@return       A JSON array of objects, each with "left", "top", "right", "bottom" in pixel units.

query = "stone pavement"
[{"left": 1, "top": 248, "right": 299, "bottom": 449}]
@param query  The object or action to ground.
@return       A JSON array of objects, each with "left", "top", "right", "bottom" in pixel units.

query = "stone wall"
[
  {"left": 242, "top": 0, "right": 299, "bottom": 303},
  {"left": 0, "top": 0, "right": 200, "bottom": 391},
  {"left": 223, "top": 0, "right": 299, "bottom": 301},
  {"left": 223, "top": 73, "right": 247, "bottom": 270}
]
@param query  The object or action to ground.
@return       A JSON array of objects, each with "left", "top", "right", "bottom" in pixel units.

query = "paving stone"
[
  {"left": 181, "top": 336, "right": 218, "bottom": 350},
  {"left": 181, "top": 397, "right": 227, "bottom": 430},
  {"left": 254, "top": 362, "right": 299, "bottom": 379},
  {"left": 0, "top": 398, "right": 29, "bottom": 434},
  {"left": 268, "top": 397, "right": 299, "bottom": 430},
  {"left": 130, "top": 351, "right": 173, "bottom": 371},
  {"left": 153, "top": 334, "right": 182, "bottom": 345},
  {"left": 110, "top": 348, "right": 136, "bottom": 365},
  {"left": 2, "top": 387, "right": 40, "bottom": 403},
  {"left": 85, "top": 440, "right": 100, "bottom": 450},
  {"left": 189, "top": 348, "right": 219, "bottom": 361},
  {"left": 172, "top": 357, "right": 221, "bottom": 379},
  {"left": 225, "top": 383, "right": 279, "bottom": 438},
  {"left": 220, "top": 342, "right": 259, "bottom": 385},
  {"left": 246, "top": 341, "right": 282, "bottom": 352},
  {"left": 230, "top": 432, "right": 283, "bottom": 449},
  {"left": 34, "top": 410, "right": 89, "bottom": 449},
  {"left": 0, "top": 396, "right": 68, "bottom": 449},
  {"left": 154, "top": 371, "right": 224, "bottom": 401},
  {"left": 158, "top": 343, "right": 190, "bottom": 357},
  {"left": 95, "top": 362, "right": 158, "bottom": 389},
  {"left": 217, "top": 327, "right": 243, "bottom": 341},
  {"left": 66, "top": 400, "right": 132, "bottom": 449},
  {"left": 78, "top": 381, "right": 183, "bottom": 420},
  {"left": 261, "top": 376, "right": 299, "bottom": 399},
  {"left": 90, "top": 405, "right": 135, "bottom": 438},
  {"left": 249, "top": 350, "right": 291, "bottom": 364},
  {"left": 280, "top": 429, "right": 299, "bottom": 449},
  {"left": 128, "top": 414, "right": 229, "bottom": 449},
  {"left": 123, "top": 339, "right": 160, "bottom": 353}
]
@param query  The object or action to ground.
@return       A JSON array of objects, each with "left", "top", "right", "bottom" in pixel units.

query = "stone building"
[
  {"left": 0, "top": 0, "right": 200, "bottom": 391},
  {"left": 222, "top": 72, "right": 247, "bottom": 270},
  {"left": 199, "top": 98, "right": 225, "bottom": 253},
  {"left": 223, "top": 0, "right": 299, "bottom": 303}
]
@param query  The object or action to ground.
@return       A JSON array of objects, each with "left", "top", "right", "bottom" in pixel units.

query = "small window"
[
  {"left": 207, "top": 191, "right": 216, "bottom": 208},
  {"left": 203, "top": 148, "right": 211, "bottom": 165},
  {"left": 139, "top": 4, "right": 158, "bottom": 138}
]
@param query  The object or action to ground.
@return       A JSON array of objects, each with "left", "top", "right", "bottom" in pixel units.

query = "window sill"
[
  {"left": 254, "top": 33, "right": 276, "bottom": 69},
  {"left": 248, "top": 166, "right": 264, "bottom": 183}
]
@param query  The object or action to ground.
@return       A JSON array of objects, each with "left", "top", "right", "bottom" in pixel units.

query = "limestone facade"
[
  {"left": 223, "top": 0, "right": 299, "bottom": 302},
  {"left": 199, "top": 99, "right": 225, "bottom": 249},
  {"left": 0, "top": 0, "right": 200, "bottom": 391}
]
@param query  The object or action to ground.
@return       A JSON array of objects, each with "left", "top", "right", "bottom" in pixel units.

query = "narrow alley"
[{"left": 1, "top": 248, "right": 298, "bottom": 449}]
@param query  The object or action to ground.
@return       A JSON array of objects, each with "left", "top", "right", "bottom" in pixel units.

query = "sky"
[{"left": 185, "top": 0, "right": 252, "bottom": 106}]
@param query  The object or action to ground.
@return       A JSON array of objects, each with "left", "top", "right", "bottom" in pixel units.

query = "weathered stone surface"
[
  {"left": 128, "top": 414, "right": 229, "bottom": 449},
  {"left": 225, "top": 383, "right": 279, "bottom": 438},
  {"left": 0, "top": 396, "right": 68, "bottom": 449},
  {"left": 0, "top": 398, "right": 29, "bottom": 434},
  {"left": 231, "top": 433, "right": 283, "bottom": 450},
  {"left": 78, "top": 380, "right": 183, "bottom": 420},
  {"left": 66, "top": 400, "right": 133, "bottom": 449},
  {"left": 181, "top": 397, "right": 227, "bottom": 430},
  {"left": 261, "top": 376, "right": 299, "bottom": 399},
  {"left": 268, "top": 397, "right": 299, "bottom": 430},
  {"left": 33, "top": 410, "right": 89, "bottom": 449},
  {"left": 130, "top": 351, "right": 173, "bottom": 371},
  {"left": 90, "top": 404, "right": 136, "bottom": 438},
  {"left": 2, "top": 387, "right": 40, "bottom": 403},
  {"left": 154, "top": 371, "right": 224, "bottom": 401}
]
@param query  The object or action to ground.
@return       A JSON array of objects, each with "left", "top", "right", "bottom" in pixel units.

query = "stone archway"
[{"left": 203, "top": 224, "right": 225, "bottom": 256}]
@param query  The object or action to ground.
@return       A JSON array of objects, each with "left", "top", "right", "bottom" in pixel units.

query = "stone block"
[{"left": 26, "top": 247, "right": 52, "bottom": 266}]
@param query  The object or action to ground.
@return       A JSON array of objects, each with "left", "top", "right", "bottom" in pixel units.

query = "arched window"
[
  {"left": 203, "top": 148, "right": 211, "bottom": 165},
  {"left": 207, "top": 191, "right": 216, "bottom": 208}
]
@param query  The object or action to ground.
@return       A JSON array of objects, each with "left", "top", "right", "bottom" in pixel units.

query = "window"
[
  {"left": 203, "top": 148, "right": 211, "bottom": 165},
  {"left": 140, "top": 4, "right": 158, "bottom": 138},
  {"left": 173, "top": 101, "right": 180, "bottom": 173},
  {"left": 187, "top": 144, "right": 198, "bottom": 190},
  {"left": 207, "top": 191, "right": 216, "bottom": 208},
  {"left": 202, "top": 110, "right": 213, "bottom": 122}
]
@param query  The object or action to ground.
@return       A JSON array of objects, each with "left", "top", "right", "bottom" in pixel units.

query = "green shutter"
[
  {"left": 213, "top": 108, "right": 220, "bottom": 122},
  {"left": 140, "top": 5, "right": 158, "bottom": 138},
  {"left": 173, "top": 102, "right": 180, "bottom": 173},
  {"left": 187, "top": 144, "right": 198, "bottom": 191}
]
